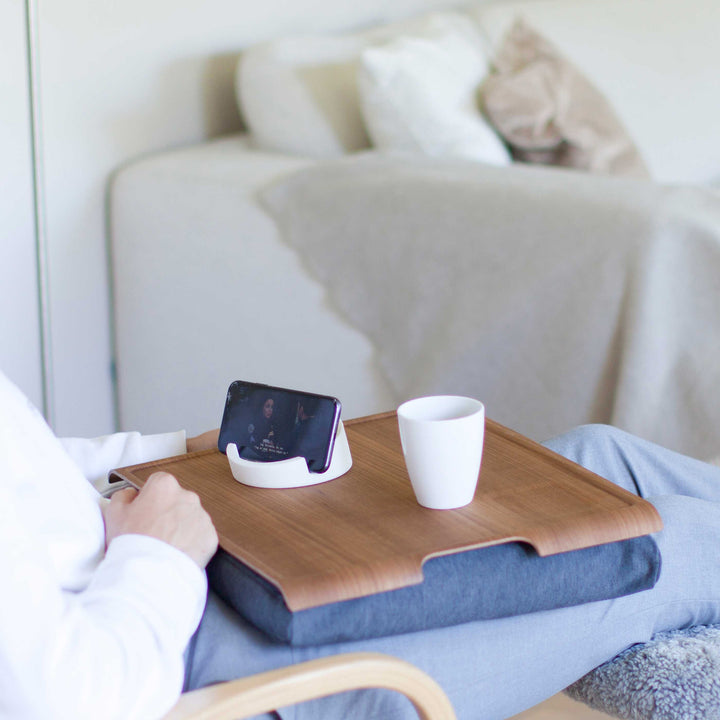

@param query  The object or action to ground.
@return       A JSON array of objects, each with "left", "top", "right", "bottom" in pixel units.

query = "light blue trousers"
[{"left": 185, "top": 425, "right": 720, "bottom": 720}]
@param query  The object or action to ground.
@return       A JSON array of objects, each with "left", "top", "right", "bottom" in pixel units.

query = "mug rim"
[{"left": 397, "top": 395, "right": 484, "bottom": 423}]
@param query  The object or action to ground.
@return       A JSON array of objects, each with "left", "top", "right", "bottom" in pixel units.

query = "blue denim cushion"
[{"left": 207, "top": 535, "right": 661, "bottom": 645}]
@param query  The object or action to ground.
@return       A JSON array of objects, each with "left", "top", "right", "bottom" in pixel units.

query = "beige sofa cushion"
[{"left": 236, "top": 12, "right": 477, "bottom": 158}]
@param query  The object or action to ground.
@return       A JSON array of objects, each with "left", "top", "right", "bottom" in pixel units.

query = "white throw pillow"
[
  {"left": 469, "top": 0, "right": 720, "bottom": 185},
  {"left": 237, "top": 12, "right": 479, "bottom": 158},
  {"left": 357, "top": 15, "right": 511, "bottom": 165}
]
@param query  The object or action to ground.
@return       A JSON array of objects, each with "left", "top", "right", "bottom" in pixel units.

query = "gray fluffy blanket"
[{"left": 565, "top": 624, "right": 720, "bottom": 719}]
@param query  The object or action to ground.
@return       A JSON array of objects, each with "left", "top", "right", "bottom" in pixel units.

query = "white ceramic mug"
[{"left": 397, "top": 395, "right": 485, "bottom": 510}]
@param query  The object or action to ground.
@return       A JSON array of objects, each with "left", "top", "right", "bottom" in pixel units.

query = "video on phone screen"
[{"left": 221, "top": 384, "right": 338, "bottom": 470}]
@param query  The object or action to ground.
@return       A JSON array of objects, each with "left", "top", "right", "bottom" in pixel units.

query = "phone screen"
[{"left": 218, "top": 381, "right": 342, "bottom": 473}]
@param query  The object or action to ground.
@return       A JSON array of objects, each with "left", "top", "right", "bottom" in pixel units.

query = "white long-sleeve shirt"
[{"left": 0, "top": 370, "right": 207, "bottom": 720}]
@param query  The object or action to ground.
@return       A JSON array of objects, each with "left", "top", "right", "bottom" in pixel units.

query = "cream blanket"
[{"left": 261, "top": 155, "right": 720, "bottom": 459}]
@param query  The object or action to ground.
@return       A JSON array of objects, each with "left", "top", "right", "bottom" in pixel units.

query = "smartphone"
[{"left": 218, "top": 381, "right": 342, "bottom": 473}]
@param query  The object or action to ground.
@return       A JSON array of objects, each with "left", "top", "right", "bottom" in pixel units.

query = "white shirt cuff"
[{"left": 61, "top": 430, "right": 188, "bottom": 493}]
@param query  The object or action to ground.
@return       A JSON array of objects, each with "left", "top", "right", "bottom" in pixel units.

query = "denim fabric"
[
  {"left": 207, "top": 532, "right": 660, "bottom": 645},
  {"left": 187, "top": 426, "right": 720, "bottom": 720}
]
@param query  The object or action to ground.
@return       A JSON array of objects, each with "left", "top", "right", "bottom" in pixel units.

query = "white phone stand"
[{"left": 226, "top": 421, "right": 352, "bottom": 489}]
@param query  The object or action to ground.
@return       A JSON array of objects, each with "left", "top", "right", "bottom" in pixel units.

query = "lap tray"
[{"left": 110, "top": 412, "right": 663, "bottom": 645}]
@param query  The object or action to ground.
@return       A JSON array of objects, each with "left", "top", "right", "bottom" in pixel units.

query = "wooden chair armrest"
[{"left": 163, "top": 651, "right": 456, "bottom": 720}]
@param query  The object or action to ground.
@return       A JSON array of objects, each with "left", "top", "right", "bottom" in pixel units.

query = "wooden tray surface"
[{"left": 110, "top": 412, "right": 662, "bottom": 611}]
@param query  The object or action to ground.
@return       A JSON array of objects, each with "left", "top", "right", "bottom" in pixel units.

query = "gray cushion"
[
  {"left": 208, "top": 535, "right": 659, "bottom": 645},
  {"left": 565, "top": 624, "right": 720, "bottom": 720}
]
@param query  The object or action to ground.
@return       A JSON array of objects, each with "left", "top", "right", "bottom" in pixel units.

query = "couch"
[{"left": 110, "top": 0, "right": 720, "bottom": 460}]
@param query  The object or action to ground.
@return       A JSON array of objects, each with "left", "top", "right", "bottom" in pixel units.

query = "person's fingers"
[
  {"left": 107, "top": 487, "right": 138, "bottom": 507},
  {"left": 145, "top": 471, "right": 179, "bottom": 488}
]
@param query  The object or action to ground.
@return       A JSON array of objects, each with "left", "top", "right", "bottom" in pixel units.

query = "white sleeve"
[
  {"left": 60, "top": 431, "right": 188, "bottom": 493},
  {"left": 0, "top": 488, "right": 207, "bottom": 720}
]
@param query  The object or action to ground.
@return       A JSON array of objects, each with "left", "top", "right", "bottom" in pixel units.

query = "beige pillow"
[{"left": 481, "top": 19, "right": 649, "bottom": 178}]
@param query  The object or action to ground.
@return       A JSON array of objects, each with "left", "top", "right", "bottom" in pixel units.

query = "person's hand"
[
  {"left": 102, "top": 472, "right": 218, "bottom": 568},
  {"left": 186, "top": 429, "right": 220, "bottom": 453}
]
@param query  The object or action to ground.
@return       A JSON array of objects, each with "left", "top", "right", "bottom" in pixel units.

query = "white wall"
[
  {"left": 0, "top": 0, "right": 43, "bottom": 410},
  {"left": 31, "top": 0, "right": 464, "bottom": 436}
]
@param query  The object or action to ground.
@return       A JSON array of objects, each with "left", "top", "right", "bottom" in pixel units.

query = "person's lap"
[
  {"left": 186, "top": 425, "right": 720, "bottom": 720},
  {"left": 544, "top": 424, "right": 720, "bottom": 500}
]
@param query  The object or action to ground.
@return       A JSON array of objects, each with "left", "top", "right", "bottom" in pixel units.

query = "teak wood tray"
[{"left": 110, "top": 412, "right": 662, "bottom": 611}]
